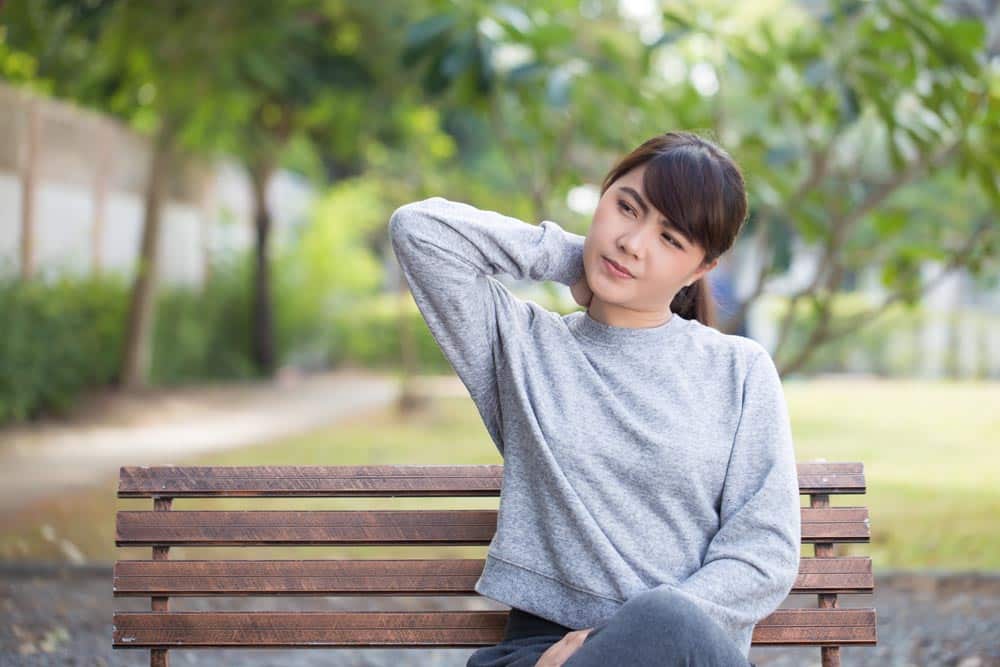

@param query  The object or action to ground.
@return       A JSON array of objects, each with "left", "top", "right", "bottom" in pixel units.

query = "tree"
[
  {"left": 398, "top": 0, "right": 1000, "bottom": 375},
  {"left": 207, "top": 2, "right": 377, "bottom": 375},
  {"left": 1, "top": 0, "right": 191, "bottom": 387},
  {"left": 2, "top": 0, "right": 452, "bottom": 388}
]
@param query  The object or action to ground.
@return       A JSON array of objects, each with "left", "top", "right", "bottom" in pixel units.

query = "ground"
[
  {"left": 0, "top": 367, "right": 403, "bottom": 512},
  {"left": 1, "top": 565, "right": 998, "bottom": 666},
  {"left": 1, "top": 371, "right": 997, "bottom": 665}
]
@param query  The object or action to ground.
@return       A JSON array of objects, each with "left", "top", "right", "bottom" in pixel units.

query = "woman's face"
[{"left": 582, "top": 163, "right": 718, "bottom": 328}]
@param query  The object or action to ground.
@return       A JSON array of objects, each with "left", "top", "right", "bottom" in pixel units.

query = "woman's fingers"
[
  {"left": 535, "top": 628, "right": 594, "bottom": 667},
  {"left": 570, "top": 277, "right": 593, "bottom": 307}
]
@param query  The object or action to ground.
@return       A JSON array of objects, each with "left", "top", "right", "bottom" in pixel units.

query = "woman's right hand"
[
  {"left": 534, "top": 627, "right": 594, "bottom": 666},
  {"left": 570, "top": 276, "right": 593, "bottom": 308}
]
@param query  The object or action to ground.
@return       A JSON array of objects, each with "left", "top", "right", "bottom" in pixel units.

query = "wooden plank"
[
  {"left": 118, "top": 465, "right": 504, "bottom": 498},
  {"left": 112, "top": 609, "right": 876, "bottom": 648},
  {"left": 116, "top": 510, "right": 499, "bottom": 546},
  {"left": 801, "top": 507, "right": 870, "bottom": 543},
  {"left": 113, "top": 559, "right": 486, "bottom": 596},
  {"left": 752, "top": 609, "right": 877, "bottom": 645},
  {"left": 113, "top": 557, "right": 874, "bottom": 596},
  {"left": 797, "top": 462, "right": 866, "bottom": 495},
  {"left": 792, "top": 556, "right": 874, "bottom": 594},
  {"left": 116, "top": 507, "right": 870, "bottom": 546},
  {"left": 118, "top": 463, "right": 865, "bottom": 498}
]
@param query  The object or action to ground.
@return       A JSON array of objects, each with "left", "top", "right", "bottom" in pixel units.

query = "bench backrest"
[{"left": 113, "top": 462, "right": 876, "bottom": 666}]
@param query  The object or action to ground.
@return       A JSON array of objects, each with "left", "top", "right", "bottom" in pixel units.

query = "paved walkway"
[
  {"left": 2, "top": 567, "right": 998, "bottom": 666},
  {"left": 0, "top": 368, "right": 467, "bottom": 512}
]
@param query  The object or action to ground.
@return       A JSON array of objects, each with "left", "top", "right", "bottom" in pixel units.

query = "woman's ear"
[{"left": 685, "top": 257, "right": 719, "bottom": 287}]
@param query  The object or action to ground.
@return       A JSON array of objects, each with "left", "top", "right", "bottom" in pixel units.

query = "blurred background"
[{"left": 0, "top": 0, "right": 997, "bottom": 665}]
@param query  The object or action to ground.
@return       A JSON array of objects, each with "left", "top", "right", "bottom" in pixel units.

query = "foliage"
[
  {"left": 0, "top": 272, "right": 127, "bottom": 422},
  {"left": 397, "top": 0, "right": 1000, "bottom": 374},
  {"left": 758, "top": 292, "right": 1000, "bottom": 378},
  {"left": 149, "top": 254, "right": 259, "bottom": 385},
  {"left": 2, "top": 0, "right": 998, "bottom": 393},
  {"left": 272, "top": 177, "right": 389, "bottom": 367}
]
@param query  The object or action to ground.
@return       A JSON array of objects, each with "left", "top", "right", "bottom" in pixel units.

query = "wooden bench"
[{"left": 112, "top": 462, "right": 877, "bottom": 666}]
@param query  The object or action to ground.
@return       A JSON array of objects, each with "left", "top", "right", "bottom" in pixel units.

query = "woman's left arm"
[{"left": 654, "top": 347, "right": 802, "bottom": 634}]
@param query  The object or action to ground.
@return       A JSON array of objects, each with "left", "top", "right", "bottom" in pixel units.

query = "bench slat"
[
  {"left": 118, "top": 465, "right": 505, "bottom": 498},
  {"left": 115, "top": 507, "right": 870, "bottom": 546},
  {"left": 113, "top": 556, "right": 874, "bottom": 596},
  {"left": 118, "top": 463, "right": 865, "bottom": 497},
  {"left": 112, "top": 609, "right": 877, "bottom": 648}
]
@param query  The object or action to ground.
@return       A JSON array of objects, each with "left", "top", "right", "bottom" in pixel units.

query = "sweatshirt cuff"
[{"left": 544, "top": 222, "right": 586, "bottom": 287}]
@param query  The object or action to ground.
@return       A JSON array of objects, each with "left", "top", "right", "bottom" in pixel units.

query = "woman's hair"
[{"left": 598, "top": 131, "right": 749, "bottom": 328}]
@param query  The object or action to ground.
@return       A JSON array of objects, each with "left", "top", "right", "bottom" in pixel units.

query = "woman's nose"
[{"left": 618, "top": 228, "right": 648, "bottom": 257}]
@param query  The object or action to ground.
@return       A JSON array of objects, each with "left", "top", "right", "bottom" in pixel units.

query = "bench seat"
[{"left": 112, "top": 462, "right": 877, "bottom": 666}]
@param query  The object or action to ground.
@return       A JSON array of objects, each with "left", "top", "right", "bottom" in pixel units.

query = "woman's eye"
[{"left": 619, "top": 200, "right": 680, "bottom": 249}]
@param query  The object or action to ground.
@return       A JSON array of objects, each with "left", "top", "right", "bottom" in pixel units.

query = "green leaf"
[
  {"left": 401, "top": 14, "right": 456, "bottom": 67},
  {"left": 403, "top": 13, "right": 457, "bottom": 50},
  {"left": 649, "top": 30, "right": 686, "bottom": 50},
  {"left": 441, "top": 37, "right": 474, "bottom": 79},
  {"left": 507, "top": 61, "right": 546, "bottom": 84},
  {"left": 661, "top": 9, "right": 693, "bottom": 29},
  {"left": 872, "top": 209, "right": 908, "bottom": 236},
  {"left": 546, "top": 68, "right": 570, "bottom": 108}
]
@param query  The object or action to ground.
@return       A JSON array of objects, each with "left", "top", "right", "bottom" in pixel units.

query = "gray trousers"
[{"left": 466, "top": 587, "right": 755, "bottom": 667}]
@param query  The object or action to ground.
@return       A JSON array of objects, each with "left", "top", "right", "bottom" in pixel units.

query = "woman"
[{"left": 388, "top": 131, "right": 801, "bottom": 667}]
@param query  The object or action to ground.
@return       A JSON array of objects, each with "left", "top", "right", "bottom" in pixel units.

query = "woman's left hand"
[
  {"left": 570, "top": 276, "right": 593, "bottom": 308},
  {"left": 534, "top": 627, "right": 594, "bottom": 666}
]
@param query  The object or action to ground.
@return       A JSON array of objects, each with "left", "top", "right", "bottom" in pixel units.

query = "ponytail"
[{"left": 670, "top": 277, "right": 717, "bottom": 328}]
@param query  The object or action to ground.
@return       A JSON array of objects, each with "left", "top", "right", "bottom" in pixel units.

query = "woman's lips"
[{"left": 603, "top": 256, "right": 634, "bottom": 279}]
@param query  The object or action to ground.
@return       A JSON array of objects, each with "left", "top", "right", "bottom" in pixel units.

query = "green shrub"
[
  {"left": 0, "top": 273, "right": 128, "bottom": 421},
  {"left": 150, "top": 252, "right": 259, "bottom": 384},
  {"left": 327, "top": 292, "right": 582, "bottom": 372}
]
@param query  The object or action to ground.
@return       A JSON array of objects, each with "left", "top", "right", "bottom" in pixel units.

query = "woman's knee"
[
  {"left": 616, "top": 586, "right": 716, "bottom": 637},
  {"left": 564, "top": 589, "right": 749, "bottom": 666}
]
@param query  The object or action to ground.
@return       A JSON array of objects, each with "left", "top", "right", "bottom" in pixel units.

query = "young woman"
[{"left": 388, "top": 131, "right": 801, "bottom": 667}]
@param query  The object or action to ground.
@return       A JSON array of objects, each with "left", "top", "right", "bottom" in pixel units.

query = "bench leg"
[
  {"left": 812, "top": 493, "right": 842, "bottom": 667},
  {"left": 150, "top": 497, "right": 172, "bottom": 667}
]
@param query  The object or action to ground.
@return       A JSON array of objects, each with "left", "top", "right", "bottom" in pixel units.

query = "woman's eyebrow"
[
  {"left": 619, "top": 185, "right": 692, "bottom": 248},
  {"left": 619, "top": 186, "right": 650, "bottom": 216}
]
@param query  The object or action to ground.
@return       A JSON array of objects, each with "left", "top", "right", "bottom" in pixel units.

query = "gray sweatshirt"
[{"left": 388, "top": 196, "right": 801, "bottom": 660}]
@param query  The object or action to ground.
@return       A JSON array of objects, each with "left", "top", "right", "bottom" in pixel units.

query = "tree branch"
[
  {"left": 770, "top": 137, "right": 963, "bottom": 359},
  {"left": 775, "top": 214, "right": 995, "bottom": 376}
]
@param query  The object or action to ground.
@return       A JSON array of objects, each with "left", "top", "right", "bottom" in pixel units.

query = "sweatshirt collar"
[{"left": 569, "top": 308, "right": 686, "bottom": 347}]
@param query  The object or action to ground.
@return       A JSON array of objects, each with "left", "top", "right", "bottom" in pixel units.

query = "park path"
[
  {"left": 2, "top": 567, "right": 998, "bottom": 666},
  {"left": 1, "top": 373, "right": 998, "bottom": 665},
  {"left": 0, "top": 367, "right": 467, "bottom": 513}
]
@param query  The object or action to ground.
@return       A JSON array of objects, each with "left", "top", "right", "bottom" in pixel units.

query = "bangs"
[{"left": 640, "top": 148, "right": 727, "bottom": 254}]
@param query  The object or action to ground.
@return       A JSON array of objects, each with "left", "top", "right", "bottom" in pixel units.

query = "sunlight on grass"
[
  {"left": 1, "top": 378, "right": 997, "bottom": 571},
  {"left": 784, "top": 377, "right": 999, "bottom": 570}
]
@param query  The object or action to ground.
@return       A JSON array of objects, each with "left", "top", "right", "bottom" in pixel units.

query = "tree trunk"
[
  {"left": 120, "top": 124, "right": 173, "bottom": 389},
  {"left": 92, "top": 121, "right": 114, "bottom": 275},
  {"left": 19, "top": 101, "right": 40, "bottom": 281},
  {"left": 250, "top": 161, "right": 276, "bottom": 376},
  {"left": 199, "top": 164, "right": 217, "bottom": 290},
  {"left": 396, "top": 270, "right": 427, "bottom": 414}
]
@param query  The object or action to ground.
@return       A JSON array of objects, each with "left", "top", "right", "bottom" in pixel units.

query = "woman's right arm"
[{"left": 388, "top": 196, "right": 585, "bottom": 454}]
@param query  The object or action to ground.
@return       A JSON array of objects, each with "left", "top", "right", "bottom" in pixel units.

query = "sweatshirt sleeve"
[
  {"left": 388, "top": 196, "right": 586, "bottom": 456},
  {"left": 653, "top": 346, "right": 801, "bottom": 646}
]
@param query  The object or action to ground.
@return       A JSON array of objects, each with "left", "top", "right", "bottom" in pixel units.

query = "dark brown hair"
[{"left": 599, "top": 131, "right": 749, "bottom": 328}]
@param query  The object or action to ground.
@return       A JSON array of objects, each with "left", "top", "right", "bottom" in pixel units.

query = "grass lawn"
[{"left": 1, "top": 377, "right": 997, "bottom": 571}]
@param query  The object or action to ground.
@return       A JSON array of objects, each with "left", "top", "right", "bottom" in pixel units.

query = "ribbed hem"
[{"left": 474, "top": 552, "right": 623, "bottom": 630}]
